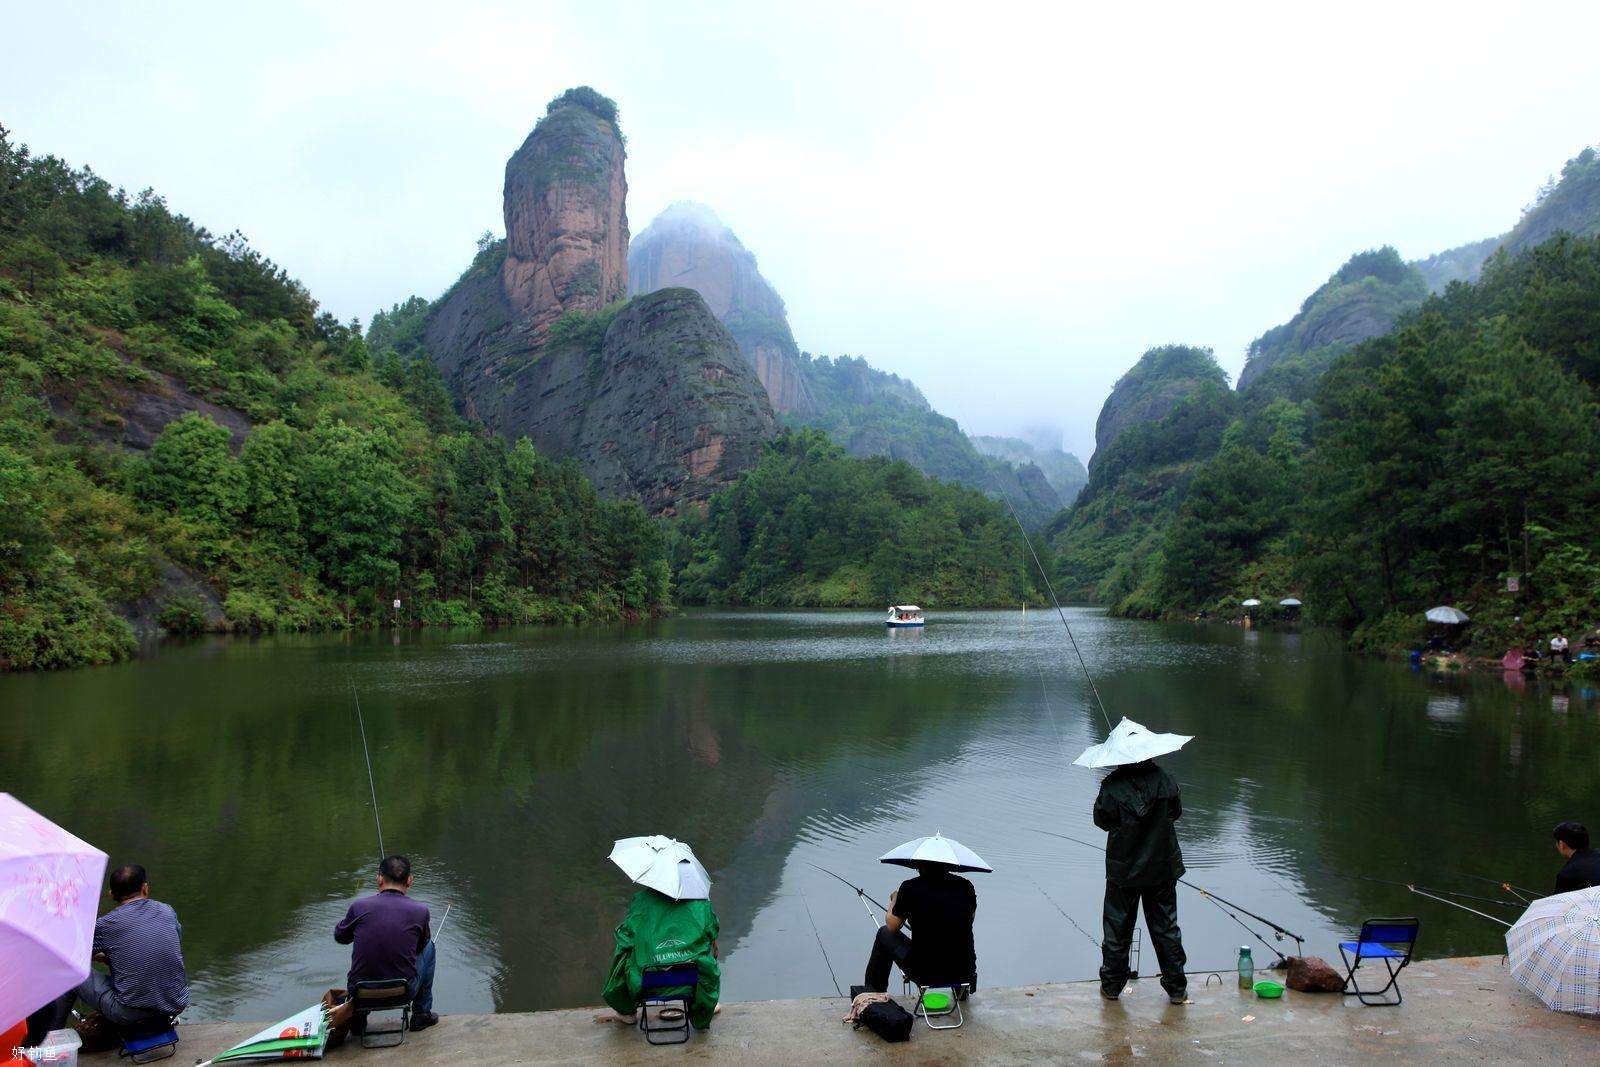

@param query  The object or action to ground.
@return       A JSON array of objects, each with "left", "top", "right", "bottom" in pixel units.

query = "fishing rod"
[
  {"left": 433, "top": 903, "right": 452, "bottom": 943},
  {"left": 1406, "top": 885, "right": 1513, "bottom": 928},
  {"left": 798, "top": 886, "right": 845, "bottom": 997},
  {"left": 1330, "top": 870, "right": 1524, "bottom": 910},
  {"left": 809, "top": 863, "right": 889, "bottom": 914},
  {"left": 348, "top": 676, "right": 386, "bottom": 861},
  {"left": 1451, "top": 870, "right": 1538, "bottom": 903},
  {"left": 985, "top": 471, "right": 1114, "bottom": 731},
  {"left": 1028, "top": 828, "right": 1306, "bottom": 957}
]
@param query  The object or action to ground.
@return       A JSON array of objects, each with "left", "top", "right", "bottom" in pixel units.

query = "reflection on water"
[{"left": 4, "top": 610, "right": 1597, "bottom": 1020}]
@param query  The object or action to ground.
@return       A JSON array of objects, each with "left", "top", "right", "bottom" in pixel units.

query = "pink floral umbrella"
[{"left": 0, "top": 794, "right": 107, "bottom": 1023}]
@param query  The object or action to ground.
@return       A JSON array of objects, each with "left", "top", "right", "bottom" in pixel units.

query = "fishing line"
[
  {"left": 348, "top": 675, "right": 386, "bottom": 861},
  {"left": 984, "top": 471, "right": 1114, "bottom": 732},
  {"left": 1026, "top": 874, "right": 1100, "bottom": 947},
  {"left": 798, "top": 886, "right": 844, "bottom": 998}
]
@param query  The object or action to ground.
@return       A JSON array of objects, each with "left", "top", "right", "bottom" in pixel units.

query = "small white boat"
[{"left": 886, "top": 605, "right": 925, "bottom": 628}]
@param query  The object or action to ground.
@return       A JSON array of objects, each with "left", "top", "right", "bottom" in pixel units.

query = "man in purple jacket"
[{"left": 334, "top": 856, "right": 439, "bottom": 1030}]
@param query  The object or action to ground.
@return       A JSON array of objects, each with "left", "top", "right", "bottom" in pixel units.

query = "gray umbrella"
[{"left": 1425, "top": 606, "right": 1470, "bottom": 625}]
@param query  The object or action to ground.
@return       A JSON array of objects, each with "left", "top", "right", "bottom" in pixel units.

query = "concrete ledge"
[{"left": 99, "top": 957, "right": 1598, "bottom": 1065}]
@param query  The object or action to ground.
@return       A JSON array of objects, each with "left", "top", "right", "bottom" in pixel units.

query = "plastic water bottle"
[{"left": 1238, "top": 946, "right": 1254, "bottom": 989}]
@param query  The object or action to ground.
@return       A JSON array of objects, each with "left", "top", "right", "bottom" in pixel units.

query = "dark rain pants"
[
  {"left": 863, "top": 926, "right": 914, "bottom": 992},
  {"left": 1100, "top": 880, "right": 1186, "bottom": 998}
]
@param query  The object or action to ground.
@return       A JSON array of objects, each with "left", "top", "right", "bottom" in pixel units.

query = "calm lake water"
[{"left": 5, "top": 609, "right": 1597, "bottom": 1020}]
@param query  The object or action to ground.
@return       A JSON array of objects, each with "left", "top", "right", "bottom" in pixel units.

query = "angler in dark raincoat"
[
  {"left": 601, "top": 888, "right": 721, "bottom": 1029},
  {"left": 1093, "top": 758, "right": 1188, "bottom": 1002}
]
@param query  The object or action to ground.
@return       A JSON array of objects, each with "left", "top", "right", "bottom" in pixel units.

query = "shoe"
[
  {"left": 1100, "top": 988, "right": 1120, "bottom": 1001},
  {"left": 409, "top": 1011, "right": 440, "bottom": 1032},
  {"left": 1169, "top": 994, "right": 1192, "bottom": 1005}
]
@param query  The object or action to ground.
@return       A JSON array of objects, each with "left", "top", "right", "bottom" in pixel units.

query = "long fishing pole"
[
  {"left": 348, "top": 676, "right": 385, "bottom": 861},
  {"left": 985, "top": 471, "right": 1114, "bottom": 731},
  {"left": 1451, "top": 870, "right": 1538, "bottom": 903},
  {"left": 1028, "top": 828, "right": 1306, "bottom": 953},
  {"left": 1331, "top": 870, "right": 1524, "bottom": 910},
  {"left": 798, "top": 886, "right": 844, "bottom": 997},
  {"left": 809, "top": 863, "right": 888, "bottom": 914},
  {"left": 1406, "top": 885, "right": 1513, "bottom": 928},
  {"left": 432, "top": 903, "right": 452, "bottom": 943}
]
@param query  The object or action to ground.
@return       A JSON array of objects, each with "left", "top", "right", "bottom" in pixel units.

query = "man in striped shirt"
[{"left": 36, "top": 864, "right": 189, "bottom": 1036}]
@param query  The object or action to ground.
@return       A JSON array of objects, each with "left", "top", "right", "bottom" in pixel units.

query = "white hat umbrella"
[
  {"left": 1507, "top": 887, "right": 1600, "bottom": 1016},
  {"left": 1425, "top": 605, "right": 1470, "bottom": 624},
  {"left": 1241, "top": 598, "right": 1262, "bottom": 607},
  {"left": 1279, "top": 598, "right": 1302, "bottom": 607},
  {"left": 608, "top": 835, "right": 711, "bottom": 901},
  {"left": 1074, "top": 717, "right": 1194, "bottom": 769},
  {"left": 879, "top": 832, "right": 993, "bottom": 873}
]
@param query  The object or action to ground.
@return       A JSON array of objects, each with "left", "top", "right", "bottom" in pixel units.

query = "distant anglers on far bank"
[{"left": 886, "top": 605, "right": 925, "bottom": 628}]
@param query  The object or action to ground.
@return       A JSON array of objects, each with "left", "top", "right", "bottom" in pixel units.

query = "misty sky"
[{"left": 6, "top": 2, "right": 1599, "bottom": 459}]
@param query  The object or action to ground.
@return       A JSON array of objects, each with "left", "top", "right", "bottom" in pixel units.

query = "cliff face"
[
  {"left": 424, "top": 90, "right": 775, "bottom": 512},
  {"left": 1236, "top": 248, "right": 1427, "bottom": 395},
  {"left": 501, "top": 90, "right": 630, "bottom": 338},
  {"left": 629, "top": 202, "right": 813, "bottom": 415}
]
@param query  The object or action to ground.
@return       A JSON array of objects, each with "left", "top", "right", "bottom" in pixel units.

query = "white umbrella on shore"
[
  {"left": 1426, "top": 606, "right": 1470, "bottom": 625},
  {"left": 608, "top": 835, "right": 711, "bottom": 901},
  {"left": 1279, "top": 598, "right": 1302, "bottom": 607},
  {"left": 1073, "top": 717, "right": 1193, "bottom": 769},
  {"left": 1241, "top": 598, "right": 1262, "bottom": 608}
]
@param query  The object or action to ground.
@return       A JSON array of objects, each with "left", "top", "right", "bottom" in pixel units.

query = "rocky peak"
[
  {"left": 629, "top": 201, "right": 814, "bottom": 415},
  {"left": 423, "top": 91, "right": 775, "bottom": 512},
  {"left": 501, "top": 86, "right": 629, "bottom": 338},
  {"left": 1094, "top": 345, "right": 1228, "bottom": 463}
]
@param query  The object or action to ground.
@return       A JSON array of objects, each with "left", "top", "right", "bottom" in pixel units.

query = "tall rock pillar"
[{"left": 501, "top": 87, "right": 630, "bottom": 337}]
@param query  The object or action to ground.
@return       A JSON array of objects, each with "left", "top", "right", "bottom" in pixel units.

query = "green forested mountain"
[
  {"left": 1046, "top": 345, "right": 1233, "bottom": 606},
  {"left": 1156, "top": 234, "right": 1600, "bottom": 650},
  {"left": 1235, "top": 247, "right": 1428, "bottom": 398},
  {"left": 790, "top": 353, "right": 1063, "bottom": 526},
  {"left": 1414, "top": 145, "right": 1600, "bottom": 292},
  {"left": 673, "top": 429, "right": 1039, "bottom": 607},
  {"left": 0, "top": 128, "right": 667, "bottom": 670}
]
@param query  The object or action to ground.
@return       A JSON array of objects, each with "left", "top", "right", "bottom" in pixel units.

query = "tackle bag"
[{"left": 853, "top": 998, "right": 913, "bottom": 1042}]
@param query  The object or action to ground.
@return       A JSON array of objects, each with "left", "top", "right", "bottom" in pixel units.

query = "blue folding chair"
[
  {"left": 638, "top": 963, "right": 698, "bottom": 1045},
  {"left": 1339, "top": 918, "right": 1419, "bottom": 1006},
  {"left": 119, "top": 1021, "right": 179, "bottom": 1064}
]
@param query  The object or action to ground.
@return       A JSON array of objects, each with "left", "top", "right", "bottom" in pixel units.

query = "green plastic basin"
[
  {"left": 922, "top": 990, "right": 953, "bottom": 1012},
  {"left": 1253, "top": 980, "right": 1285, "bottom": 999}
]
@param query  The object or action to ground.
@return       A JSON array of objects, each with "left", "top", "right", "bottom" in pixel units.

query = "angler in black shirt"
[
  {"left": 1554, "top": 821, "right": 1600, "bottom": 893},
  {"left": 861, "top": 864, "right": 978, "bottom": 992}
]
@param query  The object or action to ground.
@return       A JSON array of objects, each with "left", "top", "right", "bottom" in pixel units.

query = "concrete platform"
[{"left": 94, "top": 956, "right": 1598, "bottom": 1065}]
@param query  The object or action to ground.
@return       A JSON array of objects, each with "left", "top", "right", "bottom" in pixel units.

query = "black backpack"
[{"left": 853, "top": 998, "right": 913, "bottom": 1042}]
